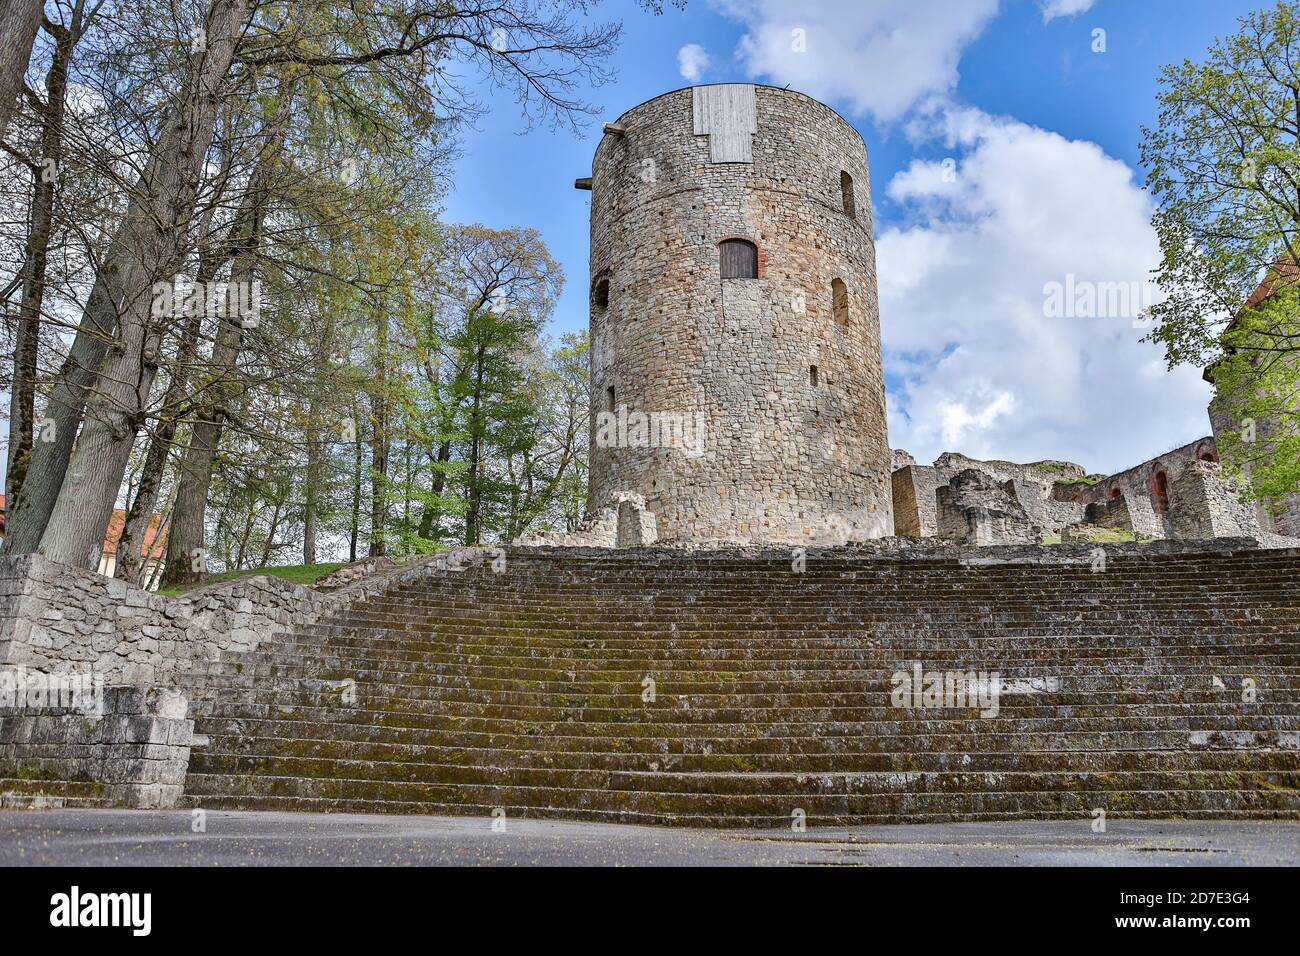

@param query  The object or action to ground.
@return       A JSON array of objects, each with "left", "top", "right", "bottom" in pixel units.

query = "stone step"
[
  {"left": 180, "top": 545, "right": 1300, "bottom": 825},
  {"left": 180, "top": 770, "right": 1300, "bottom": 824},
  {"left": 192, "top": 707, "right": 1299, "bottom": 743},
  {"left": 185, "top": 681, "right": 1300, "bottom": 717},
  {"left": 187, "top": 736, "right": 1300, "bottom": 773},
  {"left": 249, "top": 630, "right": 1300, "bottom": 652},
  {"left": 191, "top": 716, "right": 1300, "bottom": 757},
  {"left": 224, "top": 639, "right": 1300, "bottom": 667},
  {"left": 189, "top": 660, "right": 1300, "bottom": 691},
  {"left": 297, "top": 620, "right": 1300, "bottom": 643},
  {"left": 184, "top": 759, "right": 1300, "bottom": 798},
  {"left": 216, "top": 643, "right": 1300, "bottom": 672},
  {"left": 0, "top": 777, "right": 113, "bottom": 809},
  {"left": 178, "top": 791, "right": 1300, "bottom": 829},
  {"left": 188, "top": 672, "right": 1300, "bottom": 709}
]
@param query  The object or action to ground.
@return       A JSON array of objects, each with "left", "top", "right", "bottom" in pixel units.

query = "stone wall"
[
  {"left": 0, "top": 548, "right": 485, "bottom": 685},
  {"left": 0, "top": 553, "right": 329, "bottom": 685},
  {"left": 891, "top": 464, "right": 941, "bottom": 537},
  {"left": 586, "top": 84, "right": 892, "bottom": 544},
  {"left": 1084, "top": 494, "right": 1132, "bottom": 530},
  {"left": 0, "top": 548, "right": 497, "bottom": 809},
  {"left": 1045, "top": 435, "right": 1300, "bottom": 546},
  {"left": 0, "top": 685, "right": 194, "bottom": 809},
  {"left": 1051, "top": 437, "right": 1216, "bottom": 537},
  {"left": 515, "top": 491, "right": 657, "bottom": 548},
  {"left": 1168, "top": 459, "right": 1290, "bottom": 543},
  {"left": 936, "top": 469, "right": 1041, "bottom": 545},
  {"left": 1208, "top": 396, "right": 1300, "bottom": 537},
  {"left": 891, "top": 452, "right": 1084, "bottom": 538}
]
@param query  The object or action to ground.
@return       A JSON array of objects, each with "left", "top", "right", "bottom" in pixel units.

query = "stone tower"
[{"left": 581, "top": 84, "right": 892, "bottom": 545}]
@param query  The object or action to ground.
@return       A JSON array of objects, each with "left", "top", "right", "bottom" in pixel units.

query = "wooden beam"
[
  {"left": 603, "top": 122, "right": 626, "bottom": 135},
  {"left": 574, "top": 177, "right": 592, "bottom": 190}
]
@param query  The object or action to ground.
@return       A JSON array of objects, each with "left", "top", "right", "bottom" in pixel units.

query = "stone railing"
[
  {"left": 0, "top": 685, "right": 195, "bottom": 809},
  {"left": 0, "top": 548, "right": 486, "bottom": 685},
  {"left": 0, "top": 548, "right": 490, "bottom": 810}
]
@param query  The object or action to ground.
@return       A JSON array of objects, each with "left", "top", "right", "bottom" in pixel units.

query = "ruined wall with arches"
[
  {"left": 1048, "top": 435, "right": 1289, "bottom": 540},
  {"left": 584, "top": 84, "right": 891, "bottom": 544}
]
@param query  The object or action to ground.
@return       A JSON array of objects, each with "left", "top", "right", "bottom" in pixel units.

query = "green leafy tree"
[{"left": 1140, "top": 0, "right": 1300, "bottom": 504}]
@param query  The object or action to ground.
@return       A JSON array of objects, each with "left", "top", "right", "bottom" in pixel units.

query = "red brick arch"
[{"left": 1150, "top": 470, "right": 1170, "bottom": 515}]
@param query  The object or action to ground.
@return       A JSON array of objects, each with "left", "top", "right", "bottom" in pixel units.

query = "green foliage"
[
  {"left": 1139, "top": 1, "right": 1300, "bottom": 501},
  {"left": 157, "top": 562, "right": 347, "bottom": 596},
  {"left": 1054, "top": 474, "right": 1109, "bottom": 487},
  {"left": 1209, "top": 285, "right": 1300, "bottom": 508}
]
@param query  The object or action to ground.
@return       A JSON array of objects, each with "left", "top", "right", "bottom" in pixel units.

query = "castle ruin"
[{"left": 579, "top": 84, "right": 892, "bottom": 546}]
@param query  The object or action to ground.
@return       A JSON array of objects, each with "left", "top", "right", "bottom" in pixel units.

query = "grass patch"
[
  {"left": 1049, "top": 527, "right": 1161, "bottom": 545},
  {"left": 1054, "top": 473, "right": 1109, "bottom": 487},
  {"left": 157, "top": 562, "right": 347, "bottom": 597}
]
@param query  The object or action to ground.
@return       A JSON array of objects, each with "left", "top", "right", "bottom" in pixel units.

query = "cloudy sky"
[{"left": 445, "top": 0, "right": 1262, "bottom": 475}]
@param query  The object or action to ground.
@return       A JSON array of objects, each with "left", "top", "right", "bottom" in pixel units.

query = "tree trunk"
[
  {"left": 258, "top": 492, "right": 283, "bottom": 567},
  {"left": 232, "top": 500, "right": 254, "bottom": 570},
  {"left": 303, "top": 415, "right": 319, "bottom": 565},
  {"left": 349, "top": 410, "right": 362, "bottom": 562},
  {"left": 0, "top": 0, "right": 44, "bottom": 138},
  {"left": 417, "top": 440, "right": 451, "bottom": 539},
  {"left": 6, "top": 19, "right": 76, "bottom": 510},
  {"left": 159, "top": 71, "right": 294, "bottom": 588},
  {"left": 158, "top": 274, "right": 249, "bottom": 587},
  {"left": 115, "top": 164, "right": 233, "bottom": 583},
  {"left": 464, "top": 349, "right": 486, "bottom": 546},
  {"left": 16, "top": 0, "right": 249, "bottom": 563},
  {"left": 368, "top": 308, "right": 388, "bottom": 557}
]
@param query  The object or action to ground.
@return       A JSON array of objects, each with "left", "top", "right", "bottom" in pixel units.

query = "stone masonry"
[
  {"left": 893, "top": 452, "right": 1085, "bottom": 539},
  {"left": 584, "top": 84, "right": 893, "bottom": 545},
  {"left": 1052, "top": 437, "right": 1220, "bottom": 538},
  {"left": 0, "top": 548, "right": 491, "bottom": 809},
  {"left": 178, "top": 541, "right": 1300, "bottom": 826},
  {"left": 936, "top": 469, "right": 1042, "bottom": 545},
  {"left": 0, "top": 549, "right": 487, "bottom": 686},
  {"left": 0, "top": 685, "right": 195, "bottom": 809}
]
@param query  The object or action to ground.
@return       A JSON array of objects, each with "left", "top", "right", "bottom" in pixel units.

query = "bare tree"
[
  {"left": 34, "top": 0, "right": 249, "bottom": 567},
  {"left": 0, "top": 0, "right": 45, "bottom": 137},
  {"left": 5, "top": 0, "right": 105, "bottom": 510}
]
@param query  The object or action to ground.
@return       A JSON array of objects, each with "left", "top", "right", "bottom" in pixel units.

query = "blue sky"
[{"left": 443, "top": 0, "right": 1265, "bottom": 473}]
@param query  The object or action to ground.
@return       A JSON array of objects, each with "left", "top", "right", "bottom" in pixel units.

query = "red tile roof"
[
  {"left": 1243, "top": 259, "right": 1300, "bottom": 310},
  {"left": 0, "top": 494, "right": 166, "bottom": 560}
]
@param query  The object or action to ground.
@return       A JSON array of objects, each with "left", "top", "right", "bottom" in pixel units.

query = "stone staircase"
[{"left": 181, "top": 545, "right": 1300, "bottom": 827}]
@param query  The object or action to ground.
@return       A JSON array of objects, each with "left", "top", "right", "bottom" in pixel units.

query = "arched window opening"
[
  {"left": 719, "top": 239, "right": 758, "bottom": 279},
  {"left": 832, "top": 278, "right": 849, "bottom": 329},
  {"left": 1151, "top": 470, "right": 1170, "bottom": 515},
  {"left": 592, "top": 275, "right": 610, "bottom": 312},
  {"left": 1108, "top": 486, "right": 1122, "bottom": 500},
  {"left": 840, "top": 171, "right": 856, "bottom": 219},
  {"left": 809, "top": 365, "right": 819, "bottom": 387},
  {"left": 607, "top": 385, "right": 616, "bottom": 412}
]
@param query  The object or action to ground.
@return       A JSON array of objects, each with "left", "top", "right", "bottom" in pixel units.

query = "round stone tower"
[{"left": 583, "top": 84, "right": 892, "bottom": 545}]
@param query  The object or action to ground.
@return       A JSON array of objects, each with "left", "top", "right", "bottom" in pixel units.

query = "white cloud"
[
  {"left": 1039, "top": 0, "right": 1097, "bottom": 23},
  {"left": 716, "top": 0, "right": 1000, "bottom": 122},
  {"left": 677, "top": 43, "right": 711, "bottom": 83},
  {"left": 879, "top": 102, "right": 1213, "bottom": 473}
]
